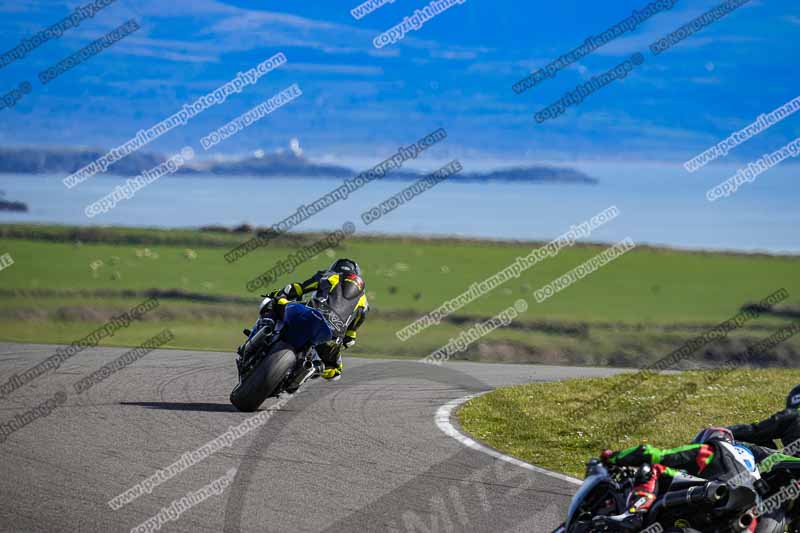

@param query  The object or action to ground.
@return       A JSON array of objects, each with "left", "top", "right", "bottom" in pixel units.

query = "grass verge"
[
  {"left": 1, "top": 224, "right": 799, "bottom": 366},
  {"left": 458, "top": 370, "right": 800, "bottom": 479}
]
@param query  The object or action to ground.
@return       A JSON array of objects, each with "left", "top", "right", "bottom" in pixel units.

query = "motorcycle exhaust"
[
  {"left": 737, "top": 511, "right": 755, "bottom": 530},
  {"left": 705, "top": 482, "right": 729, "bottom": 503},
  {"left": 661, "top": 482, "right": 728, "bottom": 509}
]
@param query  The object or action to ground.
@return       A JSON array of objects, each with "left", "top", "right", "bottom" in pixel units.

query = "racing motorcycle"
[
  {"left": 229, "top": 295, "right": 339, "bottom": 412},
  {"left": 551, "top": 459, "right": 764, "bottom": 533},
  {"left": 758, "top": 460, "right": 800, "bottom": 533}
]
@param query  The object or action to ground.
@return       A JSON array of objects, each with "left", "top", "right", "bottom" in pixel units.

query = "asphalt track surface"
[{"left": 0, "top": 343, "right": 624, "bottom": 532}]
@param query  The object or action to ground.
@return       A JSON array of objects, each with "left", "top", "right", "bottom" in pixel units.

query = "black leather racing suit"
[
  {"left": 275, "top": 269, "right": 368, "bottom": 371},
  {"left": 606, "top": 441, "right": 800, "bottom": 533},
  {"left": 729, "top": 409, "right": 800, "bottom": 454}
]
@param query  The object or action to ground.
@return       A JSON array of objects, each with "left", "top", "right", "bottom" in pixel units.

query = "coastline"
[{"left": 1, "top": 221, "right": 799, "bottom": 258}]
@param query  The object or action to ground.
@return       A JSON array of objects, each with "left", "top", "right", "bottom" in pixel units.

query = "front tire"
[{"left": 230, "top": 345, "right": 295, "bottom": 412}]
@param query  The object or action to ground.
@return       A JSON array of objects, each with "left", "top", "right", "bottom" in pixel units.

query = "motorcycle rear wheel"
[{"left": 230, "top": 346, "right": 295, "bottom": 412}]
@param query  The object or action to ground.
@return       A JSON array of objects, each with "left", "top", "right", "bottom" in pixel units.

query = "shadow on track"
[{"left": 119, "top": 401, "right": 240, "bottom": 413}]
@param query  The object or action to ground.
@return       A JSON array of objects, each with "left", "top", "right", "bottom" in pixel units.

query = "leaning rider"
[
  {"left": 240, "top": 258, "right": 368, "bottom": 381},
  {"left": 598, "top": 427, "right": 800, "bottom": 532},
  {"left": 728, "top": 385, "right": 800, "bottom": 453}
]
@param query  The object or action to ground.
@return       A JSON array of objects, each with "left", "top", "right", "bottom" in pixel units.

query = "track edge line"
[{"left": 435, "top": 393, "right": 582, "bottom": 486}]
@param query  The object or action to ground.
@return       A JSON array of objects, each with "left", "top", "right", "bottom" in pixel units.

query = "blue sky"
[{"left": 0, "top": 0, "right": 798, "bottom": 169}]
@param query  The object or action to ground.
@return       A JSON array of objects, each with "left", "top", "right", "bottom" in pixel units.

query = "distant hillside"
[
  {"left": 459, "top": 166, "right": 595, "bottom": 184},
  {"left": 0, "top": 146, "right": 597, "bottom": 185},
  {"left": 0, "top": 147, "right": 163, "bottom": 176},
  {"left": 0, "top": 190, "right": 27, "bottom": 212},
  {"left": 198, "top": 152, "right": 353, "bottom": 178},
  {"left": 0, "top": 199, "right": 27, "bottom": 212}
]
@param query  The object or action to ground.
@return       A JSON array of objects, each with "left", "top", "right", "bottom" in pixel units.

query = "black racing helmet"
[
  {"left": 693, "top": 427, "right": 734, "bottom": 445},
  {"left": 787, "top": 385, "right": 800, "bottom": 410},
  {"left": 330, "top": 258, "right": 361, "bottom": 277}
]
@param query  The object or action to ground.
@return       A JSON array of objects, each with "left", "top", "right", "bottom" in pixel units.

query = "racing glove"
[
  {"left": 321, "top": 362, "right": 343, "bottom": 380},
  {"left": 600, "top": 449, "right": 614, "bottom": 465},
  {"left": 265, "top": 289, "right": 285, "bottom": 299},
  {"left": 343, "top": 329, "right": 358, "bottom": 349}
]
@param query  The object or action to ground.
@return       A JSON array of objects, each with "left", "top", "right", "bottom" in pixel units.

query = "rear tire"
[{"left": 230, "top": 345, "right": 295, "bottom": 412}]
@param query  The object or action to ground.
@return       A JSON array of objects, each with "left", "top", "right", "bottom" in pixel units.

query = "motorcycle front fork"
[{"left": 237, "top": 318, "right": 276, "bottom": 369}]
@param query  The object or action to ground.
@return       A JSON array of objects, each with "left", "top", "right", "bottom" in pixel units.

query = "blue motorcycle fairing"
[{"left": 281, "top": 302, "right": 334, "bottom": 350}]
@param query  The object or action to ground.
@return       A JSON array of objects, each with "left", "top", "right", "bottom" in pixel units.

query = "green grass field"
[
  {"left": 0, "top": 224, "right": 798, "bottom": 365},
  {"left": 459, "top": 370, "right": 800, "bottom": 479}
]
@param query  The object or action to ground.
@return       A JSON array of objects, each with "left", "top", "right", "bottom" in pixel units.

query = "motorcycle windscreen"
[
  {"left": 565, "top": 474, "right": 616, "bottom": 528},
  {"left": 282, "top": 303, "right": 334, "bottom": 350}
]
